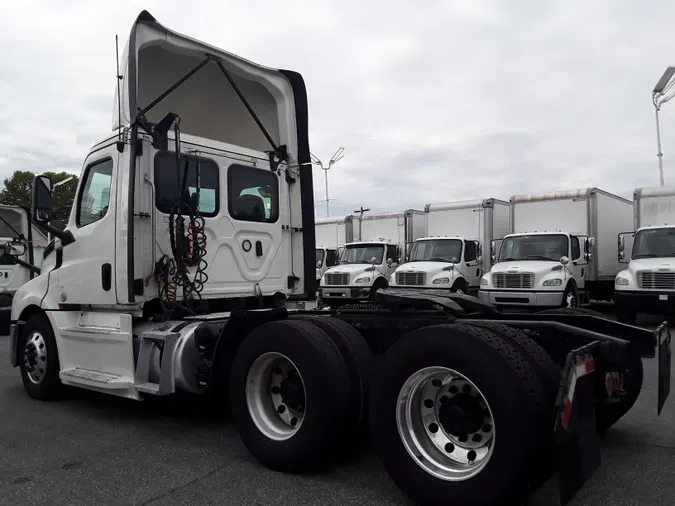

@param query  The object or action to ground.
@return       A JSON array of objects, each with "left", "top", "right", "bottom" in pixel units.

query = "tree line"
[{"left": 0, "top": 170, "right": 79, "bottom": 221}]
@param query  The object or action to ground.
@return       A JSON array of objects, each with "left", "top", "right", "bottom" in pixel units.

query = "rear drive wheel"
[
  {"left": 370, "top": 323, "right": 542, "bottom": 506},
  {"left": 18, "top": 312, "right": 63, "bottom": 400},
  {"left": 288, "top": 314, "right": 374, "bottom": 437},
  {"left": 229, "top": 319, "right": 351, "bottom": 472}
]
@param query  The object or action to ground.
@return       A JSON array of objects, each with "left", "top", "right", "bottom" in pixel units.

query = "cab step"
[{"left": 60, "top": 368, "right": 132, "bottom": 389}]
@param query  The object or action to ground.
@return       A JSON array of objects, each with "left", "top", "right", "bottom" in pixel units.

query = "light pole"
[
  {"left": 652, "top": 66, "right": 675, "bottom": 186},
  {"left": 310, "top": 147, "right": 345, "bottom": 217}
]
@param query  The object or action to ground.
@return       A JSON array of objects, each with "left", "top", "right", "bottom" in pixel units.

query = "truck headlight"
[
  {"left": 354, "top": 277, "right": 371, "bottom": 284},
  {"left": 433, "top": 277, "right": 450, "bottom": 284},
  {"left": 615, "top": 276, "right": 629, "bottom": 286},
  {"left": 542, "top": 278, "right": 562, "bottom": 286},
  {"left": 480, "top": 277, "right": 489, "bottom": 286}
]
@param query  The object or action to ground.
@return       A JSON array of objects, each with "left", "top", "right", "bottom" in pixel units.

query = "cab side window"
[
  {"left": 228, "top": 165, "right": 279, "bottom": 223},
  {"left": 571, "top": 237, "right": 581, "bottom": 260},
  {"left": 464, "top": 240, "right": 477, "bottom": 262},
  {"left": 326, "top": 249, "right": 338, "bottom": 267},
  {"left": 76, "top": 158, "right": 114, "bottom": 228},
  {"left": 386, "top": 245, "right": 399, "bottom": 263}
]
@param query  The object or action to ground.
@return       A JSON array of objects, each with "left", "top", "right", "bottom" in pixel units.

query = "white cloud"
[{"left": 1, "top": 0, "right": 674, "bottom": 219}]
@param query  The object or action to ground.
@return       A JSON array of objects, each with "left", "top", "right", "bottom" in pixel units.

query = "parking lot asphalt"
[{"left": 0, "top": 309, "right": 673, "bottom": 506}]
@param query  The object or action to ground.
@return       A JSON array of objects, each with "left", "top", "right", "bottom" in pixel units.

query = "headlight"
[
  {"left": 615, "top": 276, "right": 629, "bottom": 286},
  {"left": 354, "top": 277, "right": 371, "bottom": 284},
  {"left": 433, "top": 277, "right": 450, "bottom": 285},
  {"left": 542, "top": 278, "right": 562, "bottom": 286},
  {"left": 480, "top": 277, "right": 489, "bottom": 286}
]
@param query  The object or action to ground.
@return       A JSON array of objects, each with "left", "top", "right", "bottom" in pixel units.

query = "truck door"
[
  {"left": 463, "top": 240, "right": 482, "bottom": 288},
  {"left": 54, "top": 146, "right": 118, "bottom": 305},
  {"left": 570, "top": 235, "right": 587, "bottom": 291}
]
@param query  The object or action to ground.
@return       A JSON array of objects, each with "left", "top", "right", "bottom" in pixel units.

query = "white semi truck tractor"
[
  {"left": 7, "top": 11, "right": 671, "bottom": 506},
  {"left": 615, "top": 186, "right": 675, "bottom": 324},
  {"left": 479, "top": 188, "right": 633, "bottom": 309},
  {"left": 390, "top": 198, "right": 510, "bottom": 295}
]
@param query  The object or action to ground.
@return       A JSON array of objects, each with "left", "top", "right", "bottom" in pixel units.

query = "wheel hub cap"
[{"left": 23, "top": 332, "right": 47, "bottom": 384}]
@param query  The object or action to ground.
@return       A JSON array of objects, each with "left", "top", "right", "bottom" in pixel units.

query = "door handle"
[
  {"left": 101, "top": 263, "right": 111, "bottom": 291},
  {"left": 255, "top": 241, "right": 263, "bottom": 257}
]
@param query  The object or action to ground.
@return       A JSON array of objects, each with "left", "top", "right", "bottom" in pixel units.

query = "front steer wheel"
[
  {"left": 18, "top": 312, "right": 63, "bottom": 400},
  {"left": 370, "top": 323, "right": 543, "bottom": 506},
  {"left": 229, "top": 319, "right": 352, "bottom": 473}
]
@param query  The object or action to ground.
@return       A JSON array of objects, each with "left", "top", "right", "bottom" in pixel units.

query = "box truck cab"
[
  {"left": 614, "top": 187, "right": 675, "bottom": 324},
  {"left": 390, "top": 236, "right": 481, "bottom": 294},
  {"left": 479, "top": 188, "right": 632, "bottom": 309},
  {"left": 390, "top": 198, "right": 509, "bottom": 294},
  {"left": 319, "top": 239, "right": 400, "bottom": 304},
  {"left": 315, "top": 246, "right": 339, "bottom": 282}
]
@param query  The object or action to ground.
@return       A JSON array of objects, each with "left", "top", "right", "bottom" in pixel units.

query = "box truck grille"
[
  {"left": 637, "top": 271, "right": 675, "bottom": 290},
  {"left": 493, "top": 273, "right": 534, "bottom": 289},
  {"left": 325, "top": 273, "right": 349, "bottom": 286},
  {"left": 396, "top": 272, "right": 426, "bottom": 286}
]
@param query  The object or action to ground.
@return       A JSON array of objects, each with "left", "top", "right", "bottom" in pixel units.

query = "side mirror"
[
  {"left": 617, "top": 233, "right": 627, "bottom": 263},
  {"left": 316, "top": 260, "right": 322, "bottom": 268},
  {"left": 560, "top": 256, "right": 570, "bottom": 266},
  {"left": 371, "top": 256, "right": 378, "bottom": 264},
  {"left": 477, "top": 255, "right": 483, "bottom": 265},
  {"left": 32, "top": 175, "right": 53, "bottom": 223},
  {"left": 386, "top": 257, "right": 393, "bottom": 266},
  {"left": 3, "top": 241, "right": 25, "bottom": 257}
]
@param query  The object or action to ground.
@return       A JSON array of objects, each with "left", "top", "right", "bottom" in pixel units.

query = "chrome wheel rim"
[
  {"left": 396, "top": 366, "right": 495, "bottom": 481},
  {"left": 246, "top": 352, "right": 306, "bottom": 441},
  {"left": 565, "top": 292, "right": 577, "bottom": 307},
  {"left": 23, "top": 332, "right": 47, "bottom": 384},
  {"left": 455, "top": 288, "right": 465, "bottom": 295}
]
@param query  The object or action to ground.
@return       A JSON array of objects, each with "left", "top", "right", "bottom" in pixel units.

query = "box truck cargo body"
[
  {"left": 390, "top": 198, "right": 510, "bottom": 294},
  {"left": 314, "top": 216, "right": 355, "bottom": 281},
  {"left": 615, "top": 187, "right": 675, "bottom": 323},
  {"left": 319, "top": 209, "right": 425, "bottom": 305},
  {"left": 479, "top": 188, "right": 633, "bottom": 308}
]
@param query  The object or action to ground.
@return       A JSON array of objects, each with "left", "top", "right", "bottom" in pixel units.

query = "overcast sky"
[{"left": 2, "top": 0, "right": 675, "bottom": 219}]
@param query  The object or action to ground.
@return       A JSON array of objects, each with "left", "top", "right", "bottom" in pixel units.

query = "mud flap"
[
  {"left": 554, "top": 346, "right": 601, "bottom": 506},
  {"left": 656, "top": 322, "right": 672, "bottom": 415}
]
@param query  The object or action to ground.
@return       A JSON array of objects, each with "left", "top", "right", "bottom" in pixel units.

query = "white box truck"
[
  {"left": 615, "top": 186, "right": 675, "bottom": 323},
  {"left": 319, "top": 209, "right": 425, "bottom": 305},
  {"left": 390, "top": 198, "right": 510, "bottom": 294},
  {"left": 314, "top": 216, "right": 354, "bottom": 282},
  {"left": 479, "top": 188, "right": 633, "bottom": 308}
]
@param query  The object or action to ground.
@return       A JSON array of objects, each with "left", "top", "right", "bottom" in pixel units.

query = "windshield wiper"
[
  {"left": 633, "top": 254, "right": 661, "bottom": 258},
  {"left": 526, "top": 255, "right": 556, "bottom": 261},
  {"left": 499, "top": 257, "right": 518, "bottom": 262}
]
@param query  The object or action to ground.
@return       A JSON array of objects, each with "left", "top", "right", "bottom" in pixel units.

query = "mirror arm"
[
  {"left": 12, "top": 257, "right": 41, "bottom": 276},
  {"left": 32, "top": 220, "right": 75, "bottom": 247}
]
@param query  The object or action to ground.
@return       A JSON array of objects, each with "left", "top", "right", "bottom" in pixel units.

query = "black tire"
[
  {"left": 451, "top": 279, "right": 468, "bottom": 295},
  {"left": 561, "top": 283, "right": 578, "bottom": 308},
  {"left": 595, "top": 353, "right": 644, "bottom": 434},
  {"left": 538, "top": 307, "right": 606, "bottom": 318},
  {"left": 288, "top": 315, "right": 375, "bottom": 435},
  {"left": 369, "top": 277, "right": 388, "bottom": 301},
  {"left": 18, "top": 312, "right": 63, "bottom": 400},
  {"left": 466, "top": 321, "right": 560, "bottom": 488},
  {"left": 229, "top": 319, "right": 352, "bottom": 473},
  {"left": 370, "top": 323, "right": 543, "bottom": 506}
]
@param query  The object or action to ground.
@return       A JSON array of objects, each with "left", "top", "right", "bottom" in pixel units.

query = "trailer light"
[
  {"left": 542, "top": 278, "right": 562, "bottom": 286},
  {"left": 615, "top": 276, "right": 629, "bottom": 286},
  {"left": 354, "top": 277, "right": 371, "bottom": 284},
  {"left": 433, "top": 277, "right": 450, "bottom": 284}
]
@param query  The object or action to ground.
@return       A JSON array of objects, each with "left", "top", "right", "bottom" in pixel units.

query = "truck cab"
[
  {"left": 315, "top": 246, "right": 339, "bottom": 282},
  {"left": 478, "top": 231, "right": 592, "bottom": 308},
  {"left": 318, "top": 240, "right": 399, "bottom": 305},
  {"left": 614, "top": 225, "right": 675, "bottom": 324},
  {"left": 389, "top": 236, "right": 482, "bottom": 294}
]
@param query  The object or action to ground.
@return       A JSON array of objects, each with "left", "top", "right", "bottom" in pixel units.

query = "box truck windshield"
[
  {"left": 341, "top": 244, "right": 385, "bottom": 264},
  {"left": 499, "top": 234, "right": 568, "bottom": 262},
  {"left": 408, "top": 239, "right": 462, "bottom": 263},
  {"left": 632, "top": 228, "right": 675, "bottom": 259}
]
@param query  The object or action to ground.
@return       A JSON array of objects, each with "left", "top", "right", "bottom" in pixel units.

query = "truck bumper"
[
  {"left": 478, "top": 289, "right": 564, "bottom": 307},
  {"left": 614, "top": 290, "right": 675, "bottom": 313},
  {"left": 318, "top": 286, "right": 372, "bottom": 303}
]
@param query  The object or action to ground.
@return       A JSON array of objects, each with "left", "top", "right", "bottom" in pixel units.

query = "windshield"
[
  {"left": 409, "top": 239, "right": 462, "bottom": 263},
  {"left": 340, "top": 244, "right": 385, "bottom": 264},
  {"left": 316, "top": 248, "right": 325, "bottom": 266},
  {"left": 498, "top": 234, "right": 568, "bottom": 262},
  {"left": 632, "top": 228, "right": 675, "bottom": 258}
]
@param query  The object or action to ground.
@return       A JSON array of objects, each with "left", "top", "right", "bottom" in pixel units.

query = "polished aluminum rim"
[
  {"left": 23, "top": 332, "right": 47, "bottom": 384},
  {"left": 246, "top": 352, "right": 306, "bottom": 441},
  {"left": 396, "top": 366, "right": 495, "bottom": 481}
]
